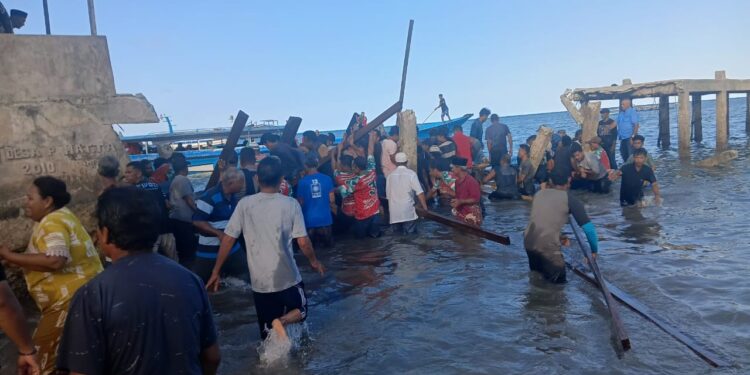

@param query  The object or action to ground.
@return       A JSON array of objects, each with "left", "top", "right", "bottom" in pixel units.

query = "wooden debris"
[
  {"left": 206, "top": 110, "right": 248, "bottom": 189},
  {"left": 416, "top": 208, "right": 510, "bottom": 245}
]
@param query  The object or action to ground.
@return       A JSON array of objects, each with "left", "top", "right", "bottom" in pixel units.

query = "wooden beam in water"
[
  {"left": 206, "top": 110, "right": 249, "bottom": 189},
  {"left": 692, "top": 94, "right": 702, "bottom": 143},
  {"left": 569, "top": 215, "right": 631, "bottom": 351},
  {"left": 566, "top": 259, "right": 731, "bottom": 367},
  {"left": 417, "top": 208, "right": 510, "bottom": 245},
  {"left": 280, "top": 116, "right": 303, "bottom": 146},
  {"left": 658, "top": 96, "right": 670, "bottom": 148}
]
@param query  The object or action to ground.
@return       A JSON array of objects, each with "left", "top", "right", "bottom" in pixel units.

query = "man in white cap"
[{"left": 385, "top": 152, "right": 428, "bottom": 234}]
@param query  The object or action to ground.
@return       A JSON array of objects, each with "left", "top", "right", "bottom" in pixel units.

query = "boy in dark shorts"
[{"left": 207, "top": 156, "right": 325, "bottom": 340}]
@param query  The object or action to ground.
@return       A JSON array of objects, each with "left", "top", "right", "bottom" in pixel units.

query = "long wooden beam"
[
  {"left": 280, "top": 116, "right": 302, "bottom": 145},
  {"left": 569, "top": 216, "right": 631, "bottom": 351},
  {"left": 399, "top": 20, "right": 414, "bottom": 104},
  {"left": 568, "top": 78, "right": 750, "bottom": 101},
  {"left": 417, "top": 208, "right": 510, "bottom": 245},
  {"left": 566, "top": 259, "right": 731, "bottom": 367},
  {"left": 206, "top": 110, "right": 248, "bottom": 189}
]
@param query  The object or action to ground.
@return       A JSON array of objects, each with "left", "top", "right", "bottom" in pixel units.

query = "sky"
[{"left": 7, "top": 0, "right": 750, "bottom": 135}]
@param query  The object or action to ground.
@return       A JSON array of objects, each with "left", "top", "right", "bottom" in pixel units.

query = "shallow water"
[{"left": 2, "top": 99, "right": 749, "bottom": 374}]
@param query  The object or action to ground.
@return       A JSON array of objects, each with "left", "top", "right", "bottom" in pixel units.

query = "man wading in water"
[
  {"left": 524, "top": 172, "right": 600, "bottom": 283},
  {"left": 207, "top": 156, "right": 325, "bottom": 341}
]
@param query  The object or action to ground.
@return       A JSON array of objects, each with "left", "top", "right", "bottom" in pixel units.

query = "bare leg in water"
[{"left": 271, "top": 309, "right": 303, "bottom": 341}]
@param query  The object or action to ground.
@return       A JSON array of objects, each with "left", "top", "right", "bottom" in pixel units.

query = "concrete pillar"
[
  {"left": 397, "top": 109, "right": 418, "bottom": 172},
  {"left": 678, "top": 91, "right": 691, "bottom": 157},
  {"left": 715, "top": 71, "right": 728, "bottom": 151},
  {"left": 658, "top": 96, "right": 670, "bottom": 149},
  {"left": 691, "top": 94, "right": 702, "bottom": 143},
  {"left": 580, "top": 101, "right": 601, "bottom": 152},
  {"left": 529, "top": 126, "right": 553, "bottom": 176},
  {"left": 746, "top": 94, "right": 750, "bottom": 133}
]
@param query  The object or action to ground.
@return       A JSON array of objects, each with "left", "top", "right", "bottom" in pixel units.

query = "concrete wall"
[{"left": 0, "top": 35, "right": 157, "bottom": 251}]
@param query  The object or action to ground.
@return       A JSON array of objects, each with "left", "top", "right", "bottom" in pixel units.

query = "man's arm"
[
  {"left": 507, "top": 132, "right": 513, "bottom": 157},
  {"left": 296, "top": 236, "right": 325, "bottom": 275},
  {"left": 193, "top": 221, "right": 225, "bottom": 239},
  {"left": 205, "top": 234, "right": 238, "bottom": 291},
  {"left": 329, "top": 190, "right": 337, "bottom": 215},
  {"left": 568, "top": 193, "right": 599, "bottom": 257},
  {"left": 0, "top": 282, "right": 37, "bottom": 355},
  {"left": 482, "top": 170, "right": 496, "bottom": 184},
  {"left": 200, "top": 343, "right": 221, "bottom": 375},
  {"left": 652, "top": 182, "right": 661, "bottom": 203},
  {"left": 0, "top": 248, "right": 66, "bottom": 273},
  {"left": 184, "top": 195, "right": 197, "bottom": 212},
  {"left": 416, "top": 193, "right": 428, "bottom": 211}
]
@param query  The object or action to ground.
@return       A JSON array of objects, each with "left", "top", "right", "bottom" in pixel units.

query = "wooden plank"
[
  {"left": 399, "top": 20, "right": 414, "bottom": 103},
  {"left": 692, "top": 94, "right": 702, "bottom": 143},
  {"left": 205, "top": 110, "right": 249, "bottom": 189},
  {"left": 417, "top": 208, "right": 510, "bottom": 245},
  {"left": 569, "top": 215, "right": 631, "bottom": 351},
  {"left": 658, "top": 96, "right": 671, "bottom": 148},
  {"left": 678, "top": 91, "right": 691, "bottom": 157},
  {"left": 566, "top": 259, "right": 730, "bottom": 367},
  {"left": 580, "top": 101, "right": 601, "bottom": 152},
  {"left": 529, "top": 126, "right": 553, "bottom": 178},
  {"left": 397, "top": 110, "right": 418, "bottom": 171},
  {"left": 280, "top": 116, "right": 303, "bottom": 145}
]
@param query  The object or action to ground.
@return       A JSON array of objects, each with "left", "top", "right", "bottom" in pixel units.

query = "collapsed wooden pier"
[{"left": 561, "top": 71, "right": 750, "bottom": 158}]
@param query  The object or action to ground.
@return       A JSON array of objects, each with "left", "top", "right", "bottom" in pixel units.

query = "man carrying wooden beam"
[{"left": 524, "top": 172, "right": 600, "bottom": 283}]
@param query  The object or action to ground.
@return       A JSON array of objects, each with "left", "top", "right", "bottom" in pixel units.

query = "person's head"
[
  {"left": 222, "top": 151, "right": 238, "bottom": 169},
  {"left": 436, "top": 130, "right": 448, "bottom": 142},
  {"left": 600, "top": 108, "right": 610, "bottom": 120},
  {"left": 124, "top": 161, "right": 145, "bottom": 184},
  {"left": 220, "top": 167, "right": 245, "bottom": 195},
  {"left": 479, "top": 107, "right": 491, "bottom": 121},
  {"left": 621, "top": 97, "right": 632, "bottom": 110},
  {"left": 587, "top": 136, "right": 602, "bottom": 151},
  {"left": 570, "top": 142, "right": 584, "bottom": 162},
  {"left": 453, "top": 124, "right": 463, "bottom": 134},
  {"left": 327, "top": 133, "right": 336, "bottom": 146},
  {"left": 559, "top": 135, "right": 572, "bottom": 150},
  {"left": 633, "top": 148, "right": 648, "bottom": 167},
  {"left": 557, "top": 130, "right": 567, "bottom": 137},
  {"left": 26, "top": 176, "right": 71, "bottom": 222},
  {"left": 500, "top": 154, "right": 511, "bottom": 166},
  {"left": 389, "top": 126, "right": 400, "bottom": 142},
  {"left": 439, "top": 94, "right": 443, "bottom": 99},
  {"left": 317, "top": 133, "right": 330, "bottom": 147},
  {"left": 177, "top": 142, "right": 184, "bottom": 147},
  {"left": 258, "top": 156, "right": 284, "bottom": 189},
  {"left": 10, "top": 9, "right": 27, "bottom": 29},
  {"left": 574, "top": 129, "right": 583, "bottom": 141},
  {"left": 519, "top": 144, "right": 530, "bottom": 159},
  {"left": 302, "top": 130, "right": 317, "bottom": 146},
  {"left": 353, "top": 156, "right": 368, "bottom": 174},
  {"left": 259, "top": 133, "right": 280, "bottom": 150},
  {"left": 98, "top": 155, "right": 120, "bottom": 179},
  {"left": 95, "top": 187, "right": 162, "bottom": 257},
  {"left": 526, "top": 135, "right": 536, "bottom": 146},
  {"left": 153, "top": 157, "right": 169, "bottom": 170},
  {"left": 490, "top": 113, "right": 500, "bottom": 124},
  {"left": 451, "top": 157, "right": 469, "bottom": 176},
  {"left": 239, "top": 146, "right": 256, "bottom": 167},
  {"left": 632, "top": 134, "right": 645, "bottom": 149},
  {"left": 304, "top": 156, "right": 319, "bottom": 172},
  {"left": 394, "top": 152, "right": 408, "bottom": 167},
  {"left": 429, "top": 158, "right": 450, "bottom": 177},
  {"left": 142, "top": 160, "right": 154, "bottom": 177},
  {"left": 171, "top": 158, "right": 189, "bottom": 175},
  {"left": 339, "top": 154, "right": 354, "bottom": 172},
  {"left": 549, "top": 171, "right": 571, "bottom": 189}
]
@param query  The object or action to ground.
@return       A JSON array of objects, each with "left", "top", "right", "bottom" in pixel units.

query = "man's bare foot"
[{"left": 272, "top": 319, "right": 288, "bottom": 341}]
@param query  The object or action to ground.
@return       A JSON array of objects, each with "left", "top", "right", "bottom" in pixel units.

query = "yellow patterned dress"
[{"left": 24, "top": 207, "right": 103, "bottom": 374}]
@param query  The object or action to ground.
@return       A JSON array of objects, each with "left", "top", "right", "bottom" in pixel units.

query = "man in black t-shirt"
[
  {"left": 612, "top": 148, "right": 661, "bottom": 206},
  {"left": 57, "top": 187, "right": 220, "bottom": 375},
  {"left": 598, "top": 108, "right": 618, "bottom": 169},
  {"left": 551, "top": 136, "right": 576, "bottom": 181},
  {"left": 260, "top": 133, "right": 304, "bottom": 179}
]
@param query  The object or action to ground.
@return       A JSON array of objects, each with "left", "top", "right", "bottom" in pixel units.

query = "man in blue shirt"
[
  {"left": 192, "top": 168, "right": 248, "bottom": 283},
  {"left": 297, "top": 157, "right": 336, "bottom": 247},
  {"left": 617, "top": 97, "right": 640, "bottom": 163}
]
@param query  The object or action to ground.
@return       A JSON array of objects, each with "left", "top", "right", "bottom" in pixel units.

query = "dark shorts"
[
  {"left": 309, "top": 225, "right": 333, "bottom": 248},
  {"left": 489, "top": 190, "right": 519, "bottom": 200},
  {"left": 253, "top": 282, "right": 308, "bottom": 339},
  {"left": 392, "top": 219, "right": 418, "bottom": 234},
  {"left": 192, "top": 249, "right": 249, "bottom": 284},
  {"left": 352, "top": 215, "right": 381, "bottom": 238},
  {"left": 525, "top": 248, "right": 566, "bottom": 284},
  {"left": 171, "top": 219, "right": 197, "bottom": 268},
  {"left": 442, "top": 108, "right": 450, "bottom": 116}
]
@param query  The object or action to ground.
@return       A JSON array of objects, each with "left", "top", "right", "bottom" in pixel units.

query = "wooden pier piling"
[
  {"left": 692, "top": 94, "right": 702, "bottom": 143},
  {"left": 678, "top": 91, "right": 691, "bottom": 156},
  {"left": 658, "top": 96, "right": 670, "bottom": 148},
  {"left": 715, "top": 71, "right": 728, "bottom": 150}
]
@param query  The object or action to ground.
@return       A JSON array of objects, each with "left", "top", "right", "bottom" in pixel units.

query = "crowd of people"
[{"left": 0, "top": 97, "right": 664, "bottom": 374}]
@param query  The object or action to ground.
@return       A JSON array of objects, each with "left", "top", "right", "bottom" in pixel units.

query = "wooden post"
[
  {"left": 678, "top": 91, "right": 691, "bottom": 157},
  {"left": 580, "top": 101, "right": 600, "bottom": 152},
  {"left": 715, "top": 71, "right": 728, "bottom": 151},
  {"left": 692, "top": 94, "right": 702, "bottom": 143},
  {"left": 658, "top": 96, "right": 670, "bottom": 148},
  {"left": 43, "top": 0, "right": 51, "bottom": 35},
  {"left": 397, "top": 110, "right": 418, "bottom": 172},
  {"left": 206, "top": 110, "right": 248, "bottom": 189},
  {"left": 529, "top": 126, "right": 553, "bottom": 176},
  {"left": 560, "top": 91, "right": 584, "bottom": 125},
  {"left": 399, "top": 20, "right": 414, "bottom": 104},
  {"left": 746, "top": 94, "right": 750, "bottom": 133},
  {"left": 87, "top": 0, "right": 97, "bottom": 36},
  {"left": 280, "top": 116, "right": 302, "bottom": 146}
]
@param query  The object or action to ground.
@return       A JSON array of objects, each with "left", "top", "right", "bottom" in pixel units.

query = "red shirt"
[
  {"left": 600, "top": 149, "right": 611, "bottom": 170},
  {"left": 352, "top": 170, "right": 379, "bottom": 220},
  {"left": 452, "top": 132, "right": 473, "bottom": 168},
  {"left": 455, "top": 173, "right": 481, "bottom": 216},
  {"left": 335, "top": 171, "right": 356, "bottom": 216}
]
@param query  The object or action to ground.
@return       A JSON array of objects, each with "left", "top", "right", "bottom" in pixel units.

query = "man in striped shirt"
[{"left": 192, "top": 168, "right": 248, "bottom": 283}]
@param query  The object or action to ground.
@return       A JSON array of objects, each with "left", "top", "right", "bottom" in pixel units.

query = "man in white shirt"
[
  {"left": 386, "top": 153, "right": 429, "bottom": 234},
  {"left": 381, "top": 127, "right": 399, "bottom": 177}
]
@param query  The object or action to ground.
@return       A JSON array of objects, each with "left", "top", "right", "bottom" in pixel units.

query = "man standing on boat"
[
  {"left": 436, "top": 94, "right": 451, "bottom": 122},
  {"left": 207, "top": 156, "right": 325, "bottom": 341},
  {"left": 524, "top": 172, "right": 600, "bottom": 283}
]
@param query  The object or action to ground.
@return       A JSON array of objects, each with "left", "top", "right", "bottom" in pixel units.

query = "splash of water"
[{"left": 257, "top": 323, "right": 307, "bottom": 367}]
